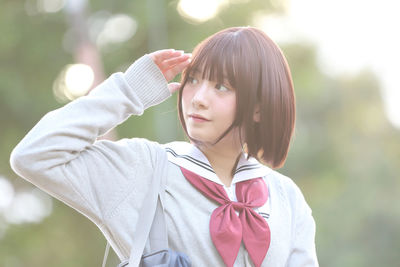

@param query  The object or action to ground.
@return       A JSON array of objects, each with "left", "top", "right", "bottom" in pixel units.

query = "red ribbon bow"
[{"left": 180, "top": 167, "right": 271, "bottom": 267}]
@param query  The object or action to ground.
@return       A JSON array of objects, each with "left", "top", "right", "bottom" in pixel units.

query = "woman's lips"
[{"left": 188, "top": 114, "right": 210, "bottom": 122}]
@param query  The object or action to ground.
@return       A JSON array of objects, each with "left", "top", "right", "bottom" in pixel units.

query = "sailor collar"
[{"left": 163, "top": 141, "right": 272, "bottom": 186}]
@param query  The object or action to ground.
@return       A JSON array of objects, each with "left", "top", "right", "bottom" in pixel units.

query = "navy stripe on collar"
[
  {"left": 165, "top": 148, "right": 215, "bottom": 173},
  {"left": 162, "top": 141, "right": 272, "bottom": 185}
]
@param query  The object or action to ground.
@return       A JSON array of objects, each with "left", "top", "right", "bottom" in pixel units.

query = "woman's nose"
[{"left": 192, "top": 81, "right": 209, "bottom": 108}]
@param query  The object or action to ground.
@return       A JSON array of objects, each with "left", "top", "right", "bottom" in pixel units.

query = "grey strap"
[
  {"left": 102, "top": 242, "right": 111, "bottom": 267},
  {"left": 127, "top": 180, "right": 161, "bottom": 266},
  {"left": 127, "top": 147, "right": 168, "bottom": 267},
  {"left": 101, "top": 147, "right": 168, "bottom": 267},
  {"left": 145, "top": 194, "right": 169, "bottom": 252},
  {"left": 101, "top": 182, "right": 162, "bottom": 267}
]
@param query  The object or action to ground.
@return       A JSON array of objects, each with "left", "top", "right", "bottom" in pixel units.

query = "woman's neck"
[{"left": 196, "top": 138, "right": 243, "bottom": 187}]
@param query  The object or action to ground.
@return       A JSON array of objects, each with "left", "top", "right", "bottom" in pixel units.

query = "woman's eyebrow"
[{"left": 192, "top": 69, "right": 202, "bottom": 75}]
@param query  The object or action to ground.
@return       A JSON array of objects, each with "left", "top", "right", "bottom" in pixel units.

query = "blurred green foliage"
[{"left": 1, "top": 0, "right": 399, "bottom": 266}]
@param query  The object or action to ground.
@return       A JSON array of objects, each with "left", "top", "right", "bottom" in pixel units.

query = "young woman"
[{"left": 10, "top": 27, "right": 318, "bottom": 266}]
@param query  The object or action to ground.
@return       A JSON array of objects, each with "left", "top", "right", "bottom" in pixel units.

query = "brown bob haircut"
[{"left": 178, "top": 26, "right": 295, "bottom": 169}]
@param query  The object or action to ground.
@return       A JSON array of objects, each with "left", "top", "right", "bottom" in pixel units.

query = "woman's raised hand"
[{"left": 149, "top": 49, "right": 192, "bottom": 93}]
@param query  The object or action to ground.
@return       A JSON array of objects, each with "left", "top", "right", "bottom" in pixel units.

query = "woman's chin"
[{"left": 187, "top": 133, "right": 212, "bottom": 145}]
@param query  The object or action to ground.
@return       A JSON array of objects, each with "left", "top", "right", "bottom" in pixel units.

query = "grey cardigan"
[{"left": 10, "top": 55, "right": 318, "bottom": 266}]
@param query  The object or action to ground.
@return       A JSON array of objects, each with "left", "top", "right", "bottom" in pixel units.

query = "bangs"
[{"left": 184, "top": 32, "right": 241, "bottom": 89}]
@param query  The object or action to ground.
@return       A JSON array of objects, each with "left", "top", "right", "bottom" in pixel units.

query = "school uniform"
[{"left": 10, "top": 55, "right": 319, "bottom": 266}]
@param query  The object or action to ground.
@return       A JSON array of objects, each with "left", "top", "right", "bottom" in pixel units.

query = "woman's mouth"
[{"left": 188, "top": 114, "right": 210, "bottom": 122}]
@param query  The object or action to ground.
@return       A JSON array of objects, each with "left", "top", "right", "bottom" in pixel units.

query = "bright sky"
[{"left": 255, "top": 0, "right": 400, "bottom": 129}]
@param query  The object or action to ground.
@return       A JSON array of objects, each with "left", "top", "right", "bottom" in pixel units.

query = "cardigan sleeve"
[
  {"left": 285, "top": 178, "right": 319, "bottom": 267},
  {"left": 9, "top": 55, "right": 171, "bottom": 225}
]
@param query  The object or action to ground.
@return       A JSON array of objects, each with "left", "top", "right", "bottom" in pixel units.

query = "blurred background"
[{"left": 1, "top": 0, "right": 399, "bottom": 266}]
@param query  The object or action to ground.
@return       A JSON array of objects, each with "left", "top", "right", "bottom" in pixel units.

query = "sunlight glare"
[
  {"left": 37, "top": 0, "right": 66, "bottom": 13},
  {"left": 96, "top": 14, "right": 137, "bottom": 48},
  {"left": 380, "top": 71, "right": 400, "bottom": 129},
  {"left": 4, "top": 189, "right": 52, "bottom": 224},
  {"left": 178, "top": 0, "right": 226, "bottom": 23},
  {"left": 53, "top": 64, "right": 94, "bottom": 102},
  {"left": 65, "top": 64, "right": 94, "bottom": 97}
]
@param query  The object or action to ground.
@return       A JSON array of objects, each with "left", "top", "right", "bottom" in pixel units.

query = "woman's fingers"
[
  {"left": 163, "top": 58, "right": 191, "bottom": 81},
  {"left": 159, "top": 53, "right": 191, "bottom": 70},
  {"left": 167, "top": 82, "right": 181, "bottom": 94},
  {"left": 150, "top": 49, "right": 185, "bottom": 65},
  {"left": 149, "top": 49, "right": 174, "bottom": 63},
  {"left": 149, "top": 49, "right": 192, "bottom": 82}
]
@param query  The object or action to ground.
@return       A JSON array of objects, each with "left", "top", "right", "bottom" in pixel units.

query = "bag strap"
[
  {"left": 101, "top": 181, "right": 159, "bottom": 267},
  {"left": 102, "top": 242, "right": 111, "bottom": 267},
  {"left": 127, "top": 146, "right": 168, "bottom": 266},
  {"left": 127, "top": 179, "right": 162, "bottom": 266},
  {"left": 102, "top": 146, "right": 168, "bottom": 267},
  {"left": 102, "top": 193, "right": 159, "bottom": 267},
  {"left": 145, "top": 187, "right": 168, "bottom": 252}
]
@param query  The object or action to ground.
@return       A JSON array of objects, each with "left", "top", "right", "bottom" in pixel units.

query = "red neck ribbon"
[{"left": 180, "top": 167, "right": 271, "bottom": 267}]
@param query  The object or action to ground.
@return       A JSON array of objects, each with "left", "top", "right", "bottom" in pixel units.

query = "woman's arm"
[{"left": 9, "top": 51, "right": 190, "bottom": 225}]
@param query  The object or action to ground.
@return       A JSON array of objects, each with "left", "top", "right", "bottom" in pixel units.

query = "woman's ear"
[{"left": 253, "top": 104, "right": 260, "bottom": 122}]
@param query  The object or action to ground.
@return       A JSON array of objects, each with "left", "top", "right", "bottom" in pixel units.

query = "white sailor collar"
[{"left": 162, "top": 141, "right": 272, "bottom": 186}]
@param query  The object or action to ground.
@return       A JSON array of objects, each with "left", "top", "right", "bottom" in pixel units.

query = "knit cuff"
[{"left": 124, "top": 54, "right": 171, "bottom": 110}]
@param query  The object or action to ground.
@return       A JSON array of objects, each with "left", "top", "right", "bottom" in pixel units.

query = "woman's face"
[{"left": 182, "top": 71, "right": 238, "bottom": 145}]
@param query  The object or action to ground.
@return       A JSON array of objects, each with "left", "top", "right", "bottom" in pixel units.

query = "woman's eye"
[
  {"left": 188, "top": 77, "right": 199, "bottom": 84},
  {"left": 215, "top": 84, "right": 229, "bottom": 92}
]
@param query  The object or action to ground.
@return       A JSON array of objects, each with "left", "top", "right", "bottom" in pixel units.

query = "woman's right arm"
[{"left": 9, "top": 51, "right": 190, "bottom": 225}]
